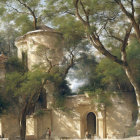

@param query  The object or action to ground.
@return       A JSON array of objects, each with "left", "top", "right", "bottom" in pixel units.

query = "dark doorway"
[
  {"left": 87, "top": 112, "right": 96, "bottom": 135},
  {"left": 22, "top": 51, "right": 28, "bottom": 70}
]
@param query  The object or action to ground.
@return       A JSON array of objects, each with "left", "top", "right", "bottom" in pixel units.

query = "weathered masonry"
[{"left": 0, "top": 29, "right": 137, "bottom": 140}]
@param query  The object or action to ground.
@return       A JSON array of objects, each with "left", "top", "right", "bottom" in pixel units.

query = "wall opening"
[
  {"left": 87, "top": 112, "right": 96, "bottom": 136},
  {"left": 22, "top": 51, "right": 28, "bottom": 70}
]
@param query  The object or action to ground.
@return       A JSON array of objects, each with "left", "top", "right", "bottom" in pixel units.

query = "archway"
[{"left": 87, "top": 112, "right": 96, "bottom": 136}]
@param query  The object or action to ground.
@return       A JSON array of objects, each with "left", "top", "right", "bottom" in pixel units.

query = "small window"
[{"left": 22, "top": 51, "right": 28, "bottom": 70}]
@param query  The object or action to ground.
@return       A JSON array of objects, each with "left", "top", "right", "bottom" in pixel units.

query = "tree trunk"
[
  {"left": 121, "top": 46, "right": 140, "bottom": 129},
  {"left": 20, "top": 106, "right": 28, "bottom": 140},
  {"left": 123, "top": 65, "right": 140, "bottom": 128},
  {"left": 33, "top": 16, "right": 37, "bottom": 30},
  {"left": 19, "top": 88, "right": 42, "bottom": 140}
]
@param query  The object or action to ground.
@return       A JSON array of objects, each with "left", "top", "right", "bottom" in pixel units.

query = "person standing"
[
  {"left": 85, "top": 130, "right": 89, "bottom": 139},
  {"left": 46, "top": 128, "right": 51, "bottom": 139}
]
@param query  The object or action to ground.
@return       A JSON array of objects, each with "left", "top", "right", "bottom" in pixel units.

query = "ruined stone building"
[{"left": 0, "top": 29, "right": 137, "bottom": 140}]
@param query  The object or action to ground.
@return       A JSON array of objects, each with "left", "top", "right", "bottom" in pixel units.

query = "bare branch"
[
  {"left": 74, "top": 0, "right": 126, "bottom": 66},
  {"left": 6, "top": 4, "right": 29, "bottom": 14},
  {"left": 127, "top": 0, "right": 135, "bottom": 15},
  {"left": 104, "top": 12, "right": 119, "bottom": 21},
  {"left": 109, "top": 35, "right": 124, "bottom": 43},
  {"left": 63, "top": 10, "right": 75, "bottom": 16},
  {"left": 89, "top": 34, "right": 126, "bottom": 66},
  {"left": 121, "top": 25, "right": 132, "bottom": 52},
  {"left": 16, "top": 0, "right": 37, "bottom": 29},
  {"left": 63, "top": 51, "right": 75, "bottom": 78},
  {"left": 121, "top": 25, "right": 132, "bottom": 63},
  {"left": 130, "top": 0, "right": 135, "bottom": 15},
  {"left": 114, "top": 0, "right": 140, "bottom": 39},
  {"left": 105, "top": 28, "right": 124, "bottom": 43},
  {"left": 114, "top": 0, "right": 132, "bottom": 17},
  {"left": 97, "top": 21, "right": 108, "bottom": 36},
  {"left": 79, "top": 0, "right": 89, "bottom": 24},
  {"left": 74, "top": 0, "right": 88, "bottom": 26},
  {"left": 43, "top": 49, "right": 54, "bottom": 73}
]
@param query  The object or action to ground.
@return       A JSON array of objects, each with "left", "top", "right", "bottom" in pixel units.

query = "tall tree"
[
  {"left": 5, "top": 40, "right": 75, "bottom": 140},
  {"left": 45, "top": 0, "right": 140, "bottom": 129},
  {"left": 0, "top": 25, "right": 19, "bottom": 56},
  {"left": 5, "top": 57, "right": 55, "bottom": 140}
]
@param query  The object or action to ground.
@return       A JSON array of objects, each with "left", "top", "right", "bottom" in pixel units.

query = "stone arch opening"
[
  {"left": 87, "top": 112, "right": 96, "bottom": 136},
  {"left": 22, "top": 51, "right": 28, "bottom": 70}
]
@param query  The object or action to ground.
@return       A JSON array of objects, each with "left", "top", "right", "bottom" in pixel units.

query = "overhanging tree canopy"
[{"left": 44, "top": 0, "right": 140, "bottom": 130}]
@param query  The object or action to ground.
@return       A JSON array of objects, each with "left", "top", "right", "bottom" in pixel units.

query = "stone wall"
[
  {"left": 0, "top": 93, "right": 137, "bottom": 140},
  {"left": 15, "top": 30, "right": 64, "bottom": 70},
  {"left": 49, "top": 94, "right": 136, "bottom": 139},
  {"left": 106, "top": 93, "right": 137, "bottom": 138},
  {"left": 52, "top": 109, "right": 81, "bottom": 139},
  {"left": 33, "top": 95, "right": 106, "bottom": 139},
  {"left": 0, "top": 115, "right": 19, "bottom": 140},
  {"left": 26, "top": 116, "right": 35, "bottom": 136},
  {"left": 0, "top": 29, "right": 134, "bottom": 140},
  {"left": 35, "top": 110, "right": 52, "bottom": 139}
]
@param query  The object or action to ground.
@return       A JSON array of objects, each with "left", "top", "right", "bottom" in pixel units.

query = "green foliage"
[
  {"left": 0, "top": 26, "right": 18, "bottom": 56},
  {"left": 68, "top": 52, "right": 113, "bottom": 106},
  {"left": 96, "top": 38, "right": 140, "bottom": 92},
  {"left": 70, "top": 53, "right": 104, "bottom": 94},
  {"left": 5, "top": 57, "right": 25, "bottom": 73},
  {"left": 97, "top": 58, "right": 123, "bottom": 81},
  {"left": 126, "top": 122, "right": 137, "bottom": 137},
  {"left": 0, "top": 7, "right": 5, "bottom": 16},
  {"left": 19, "top": 70, "right": 49, "bottom": 97},
  {"left": 87, "top": 89, "right": 112, "bottom": 108},
  {"left": 0, "top": 0, "right": 44, "bottom": 35},
  {"left": 3, "top": 12, "right": 16, "bottom": 22},
  {"left": 5, "top": 69, "right": 50, "bottom": 98},
  {"left": 25, "top": 0, "right": 40, "bottom": 8},
  {"left": 5, "top": 57, "right": 43, "bottom": 106},
  {"left": 96, "top": 57, "right": 133, "bottom": 92},
  {"left": 0, "top": 93, "right": 9, "bottom": 114},
  {"left": 72, "top": 53, "right": 97, "bottom": 79},
  {"left": 56, "top": 79, "right": 71, "bottom": 96},
  {"left": 53, "top": 94, "right": 65, "bottom": 109},
  {"left": 45, "top": 0, "right": 87, "bottom": 50},
  {"left": 15, "top": 15, "right": 34, "bottom": 35},
  {"left": 127, "top": 39, "right": 140, "bottom": 61},
  {"left": 6, "top": 72, "right": 26, "bottom": 97},
  {"left": 53, "top": 79, "right": 71, "bottom": 108},
  {"left": 34, "top": 109, "right": 45, "bottom": 117},
  {"left": 53, "top": 15, "right": 85, "bottom": 44},
  {"left": 127, "top": 38, "right": 140, "bottom": 84},
  {"left": 45, "top": 0, "right": 135, "bottom": 98},
  {"left": 5, "top": 56, "right": 69, "bottom": 110}
]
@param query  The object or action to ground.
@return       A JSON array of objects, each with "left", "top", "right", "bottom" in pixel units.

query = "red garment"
[{"left": 49, "top": 130, "right": 51, "bottom": 136}]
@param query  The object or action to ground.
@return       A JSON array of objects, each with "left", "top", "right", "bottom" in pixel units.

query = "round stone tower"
[{"left": 15, "top": 29, "right": 64, "bottom": 70}]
